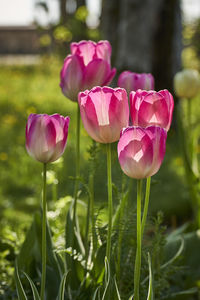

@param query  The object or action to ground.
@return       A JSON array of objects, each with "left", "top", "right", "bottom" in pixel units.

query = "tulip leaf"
[
  {"left": 102, "top": 257, "right": 110, "bottom": 300},
  {"left": 112, "top": 190, "right": 129, "bottom": 229},
  {"left": 161, "top": 237, "right": 184, "bottom": 269},
  {"left": 14, "top": 261, "right": 28, "bottom": 300},
  {"left": 65, "top": 201, "right": 85, "bottom": 289},
  {"left": 57, "top": 271, "right": 70, "bottom": 300},
  {"left": 17, "top": 212, "right": 62, "bottom": 300},
  {"left": 147, "top": 253, "right": 153, "bottom": 300},
  {"left": 92, "top": 286, "right": 101, "bottom": 300},
  {"left": 169, "top": 287, "right": 198, "bottom": 297},
  {"left": 114, "top": 276, "right": 121, "bottom": 300},
  {"left": 23, "top": 272, "right": 40, "bottom": 300}
]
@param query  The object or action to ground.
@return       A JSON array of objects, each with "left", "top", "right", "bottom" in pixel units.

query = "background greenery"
[{"left": 1, "top": 3, "right": 200, "bottom": 298}]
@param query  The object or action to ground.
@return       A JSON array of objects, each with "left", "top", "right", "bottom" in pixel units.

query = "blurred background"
[{"left": 0, "top": 0, "right": 200, "bottom": 297}]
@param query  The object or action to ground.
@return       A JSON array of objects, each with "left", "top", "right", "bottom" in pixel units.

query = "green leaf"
[
  {"left": 65, "top": 201, "right": 86, "bottom": 289},
  {"left": 169, "top": 287, "right": 198, "bottom": 298},
  {"left": 166, "top": 223, "right": 188, "bottom": 243},
  {"left": 112, "top": 191, "right": 129, "bottom": 229},
  {"left": 17, "top": 212, "right": 62, "bottom": 300},
  {"left": 57, "top": 271, "right": 70, "bottom": 300},
  {"left": 161, "top": 237, "right": 184, "bottom": 269},
  {"left": 23, "top": 272, "right": 40, "bottom": 300},
  {"left": 114, "top": 276, "right": 121, "bottom": 300},
  {"left": 92, "top": 242, "right": 106, "bottom": 281},
  {"left": 102, "top": 257, "right": 110, "bottom": 300},
  {"left": 92, "top": 286, "right": 101, "bottom": 300},
  {"left": 14, "top": 261, "right": 28, "bottom": 300},
  {"left": 147, "top": 253, "right": 153, "bottom": 300}
]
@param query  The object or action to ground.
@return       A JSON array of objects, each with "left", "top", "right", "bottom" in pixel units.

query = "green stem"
[
  {"left": 106, "top": 143, "right": 113, "bottom": 263},
  {"left": 40, "top": 163, "right": 47, "bottom": 300},
  {"left": 85, "top": 173, "right": 92, "bottom": 271},
  {"left": 141, "top": 177, "right": 151, "bottom": 238},
  {"left": 134, "top": 179, "right": 142, "bottom": 300},
  {"left": 72, "top": 104, "right": 80, "bottom": 238},
  {"left": 90, "top": 171, "right": 96, "bottom": 257}
]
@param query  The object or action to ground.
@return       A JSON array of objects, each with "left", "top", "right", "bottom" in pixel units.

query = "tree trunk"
[
  {"left": 76, "top": 0, "right": 85, "bottom": 8},
  {"left": 152, "top": 0, "right": 182, "bottom": 92},
  {"left": 101, "top": 0, "right": 182, "bottom": 92},
  {"left": 60, "top": 0, "right": 68, "bottom": 24}
]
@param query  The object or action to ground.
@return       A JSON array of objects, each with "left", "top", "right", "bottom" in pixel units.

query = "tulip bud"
[
  {"left": 174, "top": 69, "right": 200, "bottom": 99},
  {"left": 118, "top": 71, "right": 154, "bottom": 94},
  {"left": 26, "top": 114, "right": 70, "bottom": 163},
  {"left": 118, "top": 126, "right": 167, "bottom": 179},
  {"left": 130, "top": 89, "right": 174, "bottom": 131},
  {"left": 60, "top": 40, "right": 116, "bottom": 101},
  {"left": 78, "top": 86, "right": 129, "bottom": 143}
]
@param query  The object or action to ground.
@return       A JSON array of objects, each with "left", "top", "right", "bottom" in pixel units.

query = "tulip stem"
[
  {"left": 72, "top": 104, "right": 81, "bottom": 236},
  {"left": 141, "top": 177, "right": 151, "bottom": 238},
  {"left": 40, "top": 163, "right": 47, "bottom": 300},
  {"left": 85, "top": 172, "right": 92, "bottom": 271},
  {"left": 106, "top": 143, "right": 113, "bottom": 263},
  {"left": 134, "top": 179, "right": 143, "bottom": 300}
]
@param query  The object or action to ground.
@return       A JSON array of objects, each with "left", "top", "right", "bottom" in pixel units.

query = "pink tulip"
[
  {"left": 26, "top": 114, "right": 70, "bottom": 163},
  {"left": 130, "top": 89, "right": 174, "bottom": 131},
  {"left": 60, "top": 40, "right": 116, "bottom": 101},
  {"left": 118, "top": 126, "right": 167, "bottom": 179},
  {"left": 118, "top": 71, "right": 154, "bottom": 94},
  {"left": 78, "top": 86, "right": 129, "bottom": 143}
]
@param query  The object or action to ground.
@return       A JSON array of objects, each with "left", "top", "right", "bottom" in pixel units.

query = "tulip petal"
[
  {"left": 138, "top": 93, "right": 169, "bottom": 128},
  {"left": 118, "top": 71, "right": 155, "bottom": 94},
  {"left": 103, "top": 68, "right": 116, "bottom": 86},
  {"left": 95, "top": 40, "right": 112, "bottom": 63},
  {"left": 145, "top": 126, "right": 167, "bottom": 176},
  {"left": 118, "top": 127, "right": 154, "bottom": 178},
  {"left": 60, "top": 54, "right": 84, "bottom": 101},
  {"left": 79, "top": 90, "right": 100, "bottom": 142},
  {"left": 26, "top": 114, "right": 70, "bottom": 163},
  {"left": 70, "top": 40, "right": 96, "bottom": 65},
  {"left": 130, "top": 89, "right": 174, "bottom": 131},
  {"left": 118, "top": 126, "right": 167, "bottom": 179},
  {"left": 78, "top": 86, "right": 129, "bottom": 143},
  {"left": 158, "top": 90, "right": 174, "bottom": 131},
  {"left": 83, "top": 59, "right": 111, "bottom": 90}
]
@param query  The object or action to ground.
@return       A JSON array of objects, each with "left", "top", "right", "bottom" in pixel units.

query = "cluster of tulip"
[
  {"left": 24, "top": 40, "right": 174, "bottom": 300},
  {"left": 27, "top": 41, "right": 174, "bottom": 177}
]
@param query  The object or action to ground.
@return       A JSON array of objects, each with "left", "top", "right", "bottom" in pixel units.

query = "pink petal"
[
  {"left": 137, "top": 92, "right": 169, "bottom": 128},
  {"left": 118, "top": 72, "right": 155, "bottom": 93},
  {"left": 83, "top": 59, "right": 111, "bottom": 90},
  {"left": 109, "top": 88, "right": 129, "bottom": 131},
  {"left": 118, "top": 127, "right": 154, "bottom": 179},
  {"left": 71, "top": 40, "right": 96, "bottom": 66},
  {"left": 130, "top": 90, "right": 149, "bottom": 125},
  {"left": 79, "top": 91, "right": 100, "bottom": 142},
  {"left": 60, "top": 54, "right": 84, "bottom": 101},
  {"left": 158, "top": 90, "right": 174, "bottom": 131},
  {"left": 102, "top": 68, "right": 116, "bottom": 86},
  {"left": 145, "top": 126, "right": 167, "bottom": 176},
  {"left": 79, "top": 87, "right": 129, "bottom": 143},
  {"left": 95, "top": 40, "right": 112, "bottom": 63},
  {"left": 118, "top": 71, "right": 134, "bottom": 94}
]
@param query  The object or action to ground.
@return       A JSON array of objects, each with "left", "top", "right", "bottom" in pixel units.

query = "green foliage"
[{"left": 1, "top": 57, "right": 200, "bottom": 298}]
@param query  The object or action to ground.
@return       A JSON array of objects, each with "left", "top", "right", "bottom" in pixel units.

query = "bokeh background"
[{"left": 0, "top": 0, "right": 200, "bottom": 297}]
